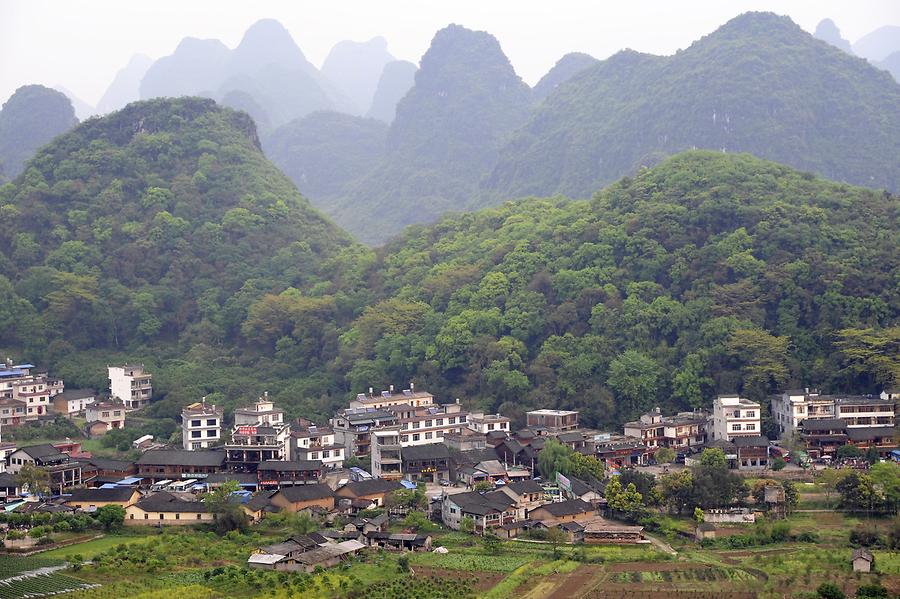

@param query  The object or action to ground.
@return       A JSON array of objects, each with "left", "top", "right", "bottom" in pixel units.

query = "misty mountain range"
[{"left": 2, "top": 12, "right": 899, "bottom": 244}]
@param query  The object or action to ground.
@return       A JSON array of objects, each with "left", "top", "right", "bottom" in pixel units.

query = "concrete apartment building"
[
  {"left": 348, "top": 385, "right": 434, "bottom": 410},
  {"left": 771, "top": 389, "right": 836, "bottom": 438},
  {"left": 108, "top": 364, "right": 152, "bottom": 410},
  {"left": 526, "top": 409, "right": 579, "bottom": 432},
  {"left": 52, "top": 389, "right": 96, "bottom": 417},
  {"left": 0, "top": 361, "right": 65, "bottom": 423},
  {"left": 182, "top": 400, "right": 223, "bottom": 450},
  {"left": 391, "top": 400, "right": 469, "bottom": 447},
  {"left": 331, "top": 407, "right": 398, "bottom": 458},
  {"left": 234, "top": 394, "right": 284, "bottom": 427},
  {"left": 226, "top": 396, "right": 291, "bottom": 471},
  {"left": 85, "top": 401, "right": 126, "bottom": 436},
  {"left": 772, "top": 389, "right": 896, "bottom": 439},
  {"left": 467, "top": 412, "right": 511, "bottom": 435},
  {"left": 289, "top": 421, "right": 345, "bottom": 469},
  {"left": 709, "top": 395, "right": 761, "bottom": 441},
  {"left": 370, "top": 428, "right": 402, "bottom": 479},
  {"left": 623, "top": 407, "right": 707, "bottom": 451},
  {"left": 835, "top": 396, "right": 895, "bottom": 428}
]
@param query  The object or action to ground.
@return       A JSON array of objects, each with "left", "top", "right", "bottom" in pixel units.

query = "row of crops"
[
  {"left": 0, "top": 573, "right": 97, "bottom": 598},
  {"left": 0, "top": 558, "right": 63, "bottom": 579}
]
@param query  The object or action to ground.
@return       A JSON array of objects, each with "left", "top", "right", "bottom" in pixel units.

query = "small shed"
[
  {"left": 695, "top": 522, "right": 716, "bottom": 541},
  {"left": 852, "top": 548, "right": 874, "bottom": 572}
]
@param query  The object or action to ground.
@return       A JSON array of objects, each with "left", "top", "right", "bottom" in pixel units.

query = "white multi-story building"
[
  {"left": 181, "top": 400, "right": 223, "bottom": 450},
  {"left": 289, "top": 420, "right": 345, "bottom": 469},
  {"left": 0, "top": 360, "right": 64, "bottom": 423},
  {"left": 108, "top": 364, "right": 152, "bottom": 410},
  {"left": 467, "top": 412, "right": 511, "bottom": 435},
  {"left": 835, "top": 396, "right": 895, "bottom": 428},
  {"left": 390, "top": 401, "right": 469, "bottom": 447},
  {"left": 52, "top": 390, "right": 95, "bottom": 417},
  {"left": 771, "top": 389, "right": 836, "bottom": 438},
  {"left": 772, "top": 389, "right": 896, "bottom": 438},
  {"left": 623, "top": 407, "right": 708, "bottom": 450},
  {"left": 709, "top": 395, "right": 761, "bottom": 442}
]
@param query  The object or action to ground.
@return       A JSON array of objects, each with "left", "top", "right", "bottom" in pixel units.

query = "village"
[{"left": 0, "top": 358, "right": 898, "bottom": 598}]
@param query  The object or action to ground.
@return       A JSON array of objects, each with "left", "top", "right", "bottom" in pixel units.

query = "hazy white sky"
[{"left": 1, "top": 0, "right": 897, "bottom": 107}]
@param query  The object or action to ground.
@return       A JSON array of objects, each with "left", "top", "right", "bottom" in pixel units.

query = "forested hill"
[
  {"left": 485, "top": 12, "right": 900, "bottom": 201},
  {"left": 0, "top": 85, "right": 78, "bottom": 180},
  {"left": 0, "top": 97, "right": 363, "bottom": 360},
  {"left": 331, "top": 152, "right": 899, "bottom": 428}
]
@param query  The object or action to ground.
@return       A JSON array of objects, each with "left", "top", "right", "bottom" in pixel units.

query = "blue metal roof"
[
  {"left": 0, "top": 369, "right": 26, "bottom": 377},
  {"left": 115, "top": 477, "right": 143, "bottom": 485},
  {"left": 399, "top": 480, "right": 417, "bottom": 489}
]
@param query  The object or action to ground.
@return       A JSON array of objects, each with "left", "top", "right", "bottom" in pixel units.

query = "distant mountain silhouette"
[
  {"left": 532, "top": 52, "right": 599, "bottom": 102},
  {"left": 853, "top": 25, "right": 900, "bottom": 61},
  {"left": 878, "top": 51, "right": 900, "bottom": 83},
  {"left": 485, "top": 12, "right": 900, "bottom": 200},
  {"left": 140, "top": 37, "right": 230, "bottom": 99},
  {"left": 329, "top": 24, "right": 532, "bottom": 242},
  {"left": 139, "top": 20, "right": 349, "bottom": 128},
  {"left": 322, "top": 37, "right": 395, "bottom": 115},
  {"left": 96, "top": 54, "right": 153, "bottom": 114},
  {"left": 53, "top": 86, "right": 95, "bottom": 120},
  {"left": 221, "top": 89, "right": 272, "bottom": 135},
  {"left": 265, "top": 111, "right": 387, "bottom": 206},
  {"left": 365, "top": 60, "right": 417, "bottom": 123},
  {"left": 813, "top": 18, "right": 853, "bottom": 54},
  {"left": 0, "top": 85, "right": 78, "bottom": 179}
]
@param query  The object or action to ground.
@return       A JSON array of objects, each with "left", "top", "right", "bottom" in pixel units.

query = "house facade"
[
  {"left": 181, "top": 401, "right": 223, "bottom": 450},
  {"left": 623, "top": 407, "right": 707, "bottom": 451},
  {"left": 709, "top": 395, "right": 761, "bottom": 441},
  {"left": 289, "top": 422, "right": 345, "bottom": 469},
  {"left": 108, "top": 364, "right": 152, "bottom": 410}
]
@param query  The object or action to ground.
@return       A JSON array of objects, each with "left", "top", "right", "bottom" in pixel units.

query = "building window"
[
  {"left": 425, "top": 432, "right": 432, "bottom": 440},
  {"left": 192, "top": 431, "right": 201, "bottom": 438},
  {"left": 206, "top": 430, "right": 216, "bottom": 437},
  {"left": 197, "top": 514, "right": 202, "bottom": 520},
  {"left": 206, "top": 419, "right": 216, "bottom": 426},
  {"left": 144, "top": 513, "right": 148, "bottom": 519},
  {"left": 746, "top": 411, "right": 756, "bottom": 418},
  {"left": 488, "top": 423, "right": 495, "bottom": 431},
  {"left": 746, "top": 424, "right": 756, "bottom": 431},
  {"left": 311, "top": 453, "right": 319, "bottom": 460},
  {"left": 413, "top": 434, "right": 420, "bottom": 442},
  {"left": 191, "top": 420, "right": 201, "bottom": 427},
  {"left": 401, "top": 435, "right": 409, "bottom": 442},
  {"left": 175, "top": 513, "right": 180, "bottom": 520},
  {"left": 731, "top": 424, "right": 741, "bottom": 431}
]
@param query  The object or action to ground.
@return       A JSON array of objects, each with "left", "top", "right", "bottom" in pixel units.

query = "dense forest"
[
  {"left": 269, "top": 12, "right": 900, "bottom": 243},
  {"left": 1, "top": 96, "right": 897, "bottom": 431},
  {"left": 486, "top": 12, "right": 900, "bottom": 201},
  {"left": 0, "top": 98, "right": 366, "bottom": 413}
]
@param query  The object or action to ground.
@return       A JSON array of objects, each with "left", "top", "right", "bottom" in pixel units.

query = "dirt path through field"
[{"left": 544, "top": 564, "right": 604, "bottom": 599}]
